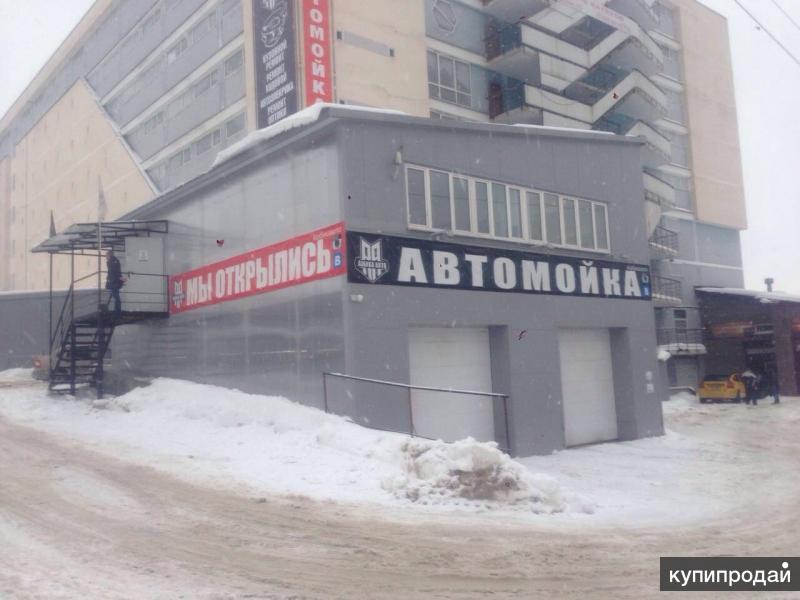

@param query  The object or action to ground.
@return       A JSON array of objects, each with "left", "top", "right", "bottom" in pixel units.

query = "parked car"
[{"left": 698, "top": 373, "right": 745, "bottom": 403}]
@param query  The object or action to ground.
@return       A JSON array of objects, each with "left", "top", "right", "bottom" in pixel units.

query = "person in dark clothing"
[
  {"left": 105, "top": 250, "right": 124, "bottom": 314},
  {"left": 741, "top": 369, "right": 758, "bottom": 406}
]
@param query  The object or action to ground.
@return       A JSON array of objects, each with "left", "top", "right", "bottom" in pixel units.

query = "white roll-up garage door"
[
  {"left": 408, "top": 327, "right": 495, "bottom": 443},
  {"left": 558, "top": 328, "right": 618, "bottom": 447}
]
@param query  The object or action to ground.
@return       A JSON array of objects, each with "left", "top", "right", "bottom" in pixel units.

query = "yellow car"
[{"left": 698, "top": 373, "right": 745, "bottom": 403}]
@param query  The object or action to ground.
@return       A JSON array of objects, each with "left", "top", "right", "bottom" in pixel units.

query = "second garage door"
[
  {"left": 408, "top": 327, "right": 495, "bottom": 443},
  {"left": 558, "top": 328, "right": 618, "bottom": 447}
]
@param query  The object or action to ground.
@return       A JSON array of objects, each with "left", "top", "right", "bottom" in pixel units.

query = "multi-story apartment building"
[{"left": 0, "top": 0, "right": 746, "bottom": 388}]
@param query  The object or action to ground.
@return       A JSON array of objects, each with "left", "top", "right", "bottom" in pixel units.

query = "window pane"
[
  {"left": 427, "top": 51, "right": 437, "bottom": 84},
  {"left": 578, "top": 200, "right": 595, "bottom": 249},
  {"left": 563, "top": 197, "right": 578, "bottom": 245},
  {"left": 476, "top": 182, "right": 490, "bottom": 233},
  {"left": 430, "top": 170, "right": 452, "bottom": 230},
  {"left": 544, "top": 193, "right": 561, "bottom": 244},
  {"left": 439, "top": 57, "right": 454, "bottom": 89},
  {"left": 440, "top": 87, "right": 456, "bottom": 103},
  {"left": 526, "top": 191, "right": 542, "bottom": 241},
  {"left": 455, "top": 61, "right": 470, "bottom": 93},
  {"left": 492, "top": 183, "right": 508, "bottom": 237},
  {"left": 225, "top": 50, "right": 243, "bottom": 75},
  {"left": 226, "top": 113, "right": 245, "bottom": 137},
  {"left": 509, "top": 189, "right": 522, "bottom": 237},
  {"left": 594, "top": 203, "right": 608, "bottom": 249},
  {"left": 407, "top": 168, "right": 427, "bottom": 226},
  {"left": 453, "top": 177, "right": 470, "bottom": 231}
]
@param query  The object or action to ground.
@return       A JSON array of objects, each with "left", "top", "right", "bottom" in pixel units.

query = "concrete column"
[{"left": 773, "top": 305, "right": 800, "bottom": 395}]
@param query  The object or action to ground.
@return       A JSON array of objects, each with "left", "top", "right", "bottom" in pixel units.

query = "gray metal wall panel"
[
  {"left": 695, "top": 222, "right": 743, "bottom": 267},
  {"left": 343, "top": 283, "right": 664, "bottom": 456},
  {"left": 334, "top": 118, "right": 663, "bottom": 455},
  {"left": 106, "top": 4, "right": 243, "bottom": 128},
  {"left": 87, "top": 0, "right": 209, "bottom": 98},
  {"left": 111, "top": 138, "right": 345, "bottom": 406},
  {"left": 127, "top": 61, "right": 244, "bottom": 161},
  {"left": 0, "top": 289, "right": 94, "bottom": 369},
  {"left": 339, "top": 122, "right": 649, "bottom": 263}
]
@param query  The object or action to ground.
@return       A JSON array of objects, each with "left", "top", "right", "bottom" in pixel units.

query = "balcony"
[
  {"left": 656, "top": 328, "right": 707, "bottom": 356},
  {"left": 652, "top": 275, "right": 682, "bottom": 306},
  {"left": 626, "top": 120, "right": 670, "bottom": 167},
  {"left": 608, "top": 0, "right": 659, "bottom": 31},
  {"left": 508, "top": 21, "right": 662, "bottom": 92},
  {"left": 527, "top": 0, "right": 663, "bottom": 73},
  {"left": 482, "top": 0, "right": 550, "bottom": 22},
  {"left": 648, "top": 224, "right": 678, "bottom": 259},
  {"left": 643, "top": 170, "right": 675, "bottom": 207},
  {"left": 489, "top": 77, "right": 543, "bottom": 124},
  {"left": 486, "top": 24, "right": 540, "bottom": 84},
  {"left": 512, "top": 69, "right": 667, "bottom": 128}
]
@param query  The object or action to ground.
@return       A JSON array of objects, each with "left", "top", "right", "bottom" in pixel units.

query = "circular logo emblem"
[{"left": 432, "top": 0, "right": 458, "bottom": 34}]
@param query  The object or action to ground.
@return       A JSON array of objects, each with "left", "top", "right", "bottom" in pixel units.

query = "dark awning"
[
  {"left": 696, "top": 287, "right": 800, "bottom": 306},
  {"left": 31, "top": 220, "right": 168, "bottom": 255}
]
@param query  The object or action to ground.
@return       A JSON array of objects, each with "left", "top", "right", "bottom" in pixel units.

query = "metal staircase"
[
  {"left": 31, "top": 219, "right": 170, "bottom": 398},
  {"left": 48, "top": 281, "right": 166, "bottom": 396}
]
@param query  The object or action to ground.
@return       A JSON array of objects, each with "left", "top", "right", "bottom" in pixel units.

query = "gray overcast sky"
[{"left": 0, "top": 1, "right": 798, "bottom": 293}]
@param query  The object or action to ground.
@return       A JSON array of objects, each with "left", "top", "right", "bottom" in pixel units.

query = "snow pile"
[
  {"left": 662, "top": 391, "right": 700, "bottom": 415},
  {"left": 0, "top": 368, "right": 34, "bottom": 383},
  {"left": 0, "top": 374, "right": 577, "bottom": 517},
  {"left": 211, "top": 103, "right": 408, "bottom": 168},
  {"left": 387, "top": 437, "right": 570, "bottom": 513}
]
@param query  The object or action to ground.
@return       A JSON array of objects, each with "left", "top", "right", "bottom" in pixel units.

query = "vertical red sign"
[{"left": 302, "top": 0, "right": 334, "bottom": 106}]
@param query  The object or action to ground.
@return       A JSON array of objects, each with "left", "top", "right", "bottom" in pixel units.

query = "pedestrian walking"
[
  {"left": 741, "top": 369, "right": 758, "bottom": 406},
  {"left": 105, "top": 249, "right": 124, "bottom": 314}
]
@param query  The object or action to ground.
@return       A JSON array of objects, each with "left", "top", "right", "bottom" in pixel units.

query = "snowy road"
[{"left": 2, "top": 398, "right": 800, "bottom": 598}]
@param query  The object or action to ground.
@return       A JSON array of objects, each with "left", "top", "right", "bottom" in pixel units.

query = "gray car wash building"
[{"left": 11, "top": 106, "right": 666, "bottom": 456}]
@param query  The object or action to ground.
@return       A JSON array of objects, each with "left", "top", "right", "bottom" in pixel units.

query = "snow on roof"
[
  {"left": 696, "top": 287, "right": 800, "bottom": 305},
  {"left": 210, "top": 103, "right": 632, "bottom": 172},
  {"left": 211, "top": 103, "right": 408, "bottom": 169},
  {"left": 511, "top": 123, "right": 616, "bottom": 136}
]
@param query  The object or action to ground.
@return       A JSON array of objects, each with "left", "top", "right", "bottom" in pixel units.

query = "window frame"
[
  {"left": 426, "top": 50, "right": 472, "bottom": 109},
  {"left": 404, "top": 164, "right": 611, "bottom": 254}
]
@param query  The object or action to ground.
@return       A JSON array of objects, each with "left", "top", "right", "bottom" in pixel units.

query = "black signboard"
[
  {"left": 253, "top": 0, "right": 298, "bottom": 128},
  {"left": 346, "top": 231, "right": 653, "bottom": 301}
]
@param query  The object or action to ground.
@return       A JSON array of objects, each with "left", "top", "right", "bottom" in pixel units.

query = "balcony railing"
[
  {"left": 649, "top": 224, "right": 678, "bottom": 259},
  {"left": 643, "top": 170, "right": 676, "bottom": 207},
  {"left": 486, "top": 23, "right": 523, "bottom": 61},
  {"left": 657, "top": 328, "right": 704, "bottom": 346},
  {"left": 488, "top": 77, "right": 530, "bottom": 120},
  {"left": 656, "top": 328, "right": 707, "bottom": 356},
  {"left": 652, "top": 275, "right": 682, "bottom": 306}
]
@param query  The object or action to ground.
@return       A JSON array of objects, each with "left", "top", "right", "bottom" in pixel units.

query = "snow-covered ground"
[{"left": 0, "top": 369, "right": 796, "bottom": 528}]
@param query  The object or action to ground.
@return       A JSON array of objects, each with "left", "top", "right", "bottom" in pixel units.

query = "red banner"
[
  {"left": 169, "top": 223, "right": 346, "bottom": 314},
  {"left": 302, "top": 0, "right": 333, "bottom": 106}
]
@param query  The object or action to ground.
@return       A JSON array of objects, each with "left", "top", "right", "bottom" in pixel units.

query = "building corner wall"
[
  {"left": 331, "top": 0, "right": 430, "bottom": 116},
  {"left": 6, "top": 79, "right": 156, "bottom": 292},
  {"left": 673, "top": 0, "right": 747, "bottom": 230}
]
